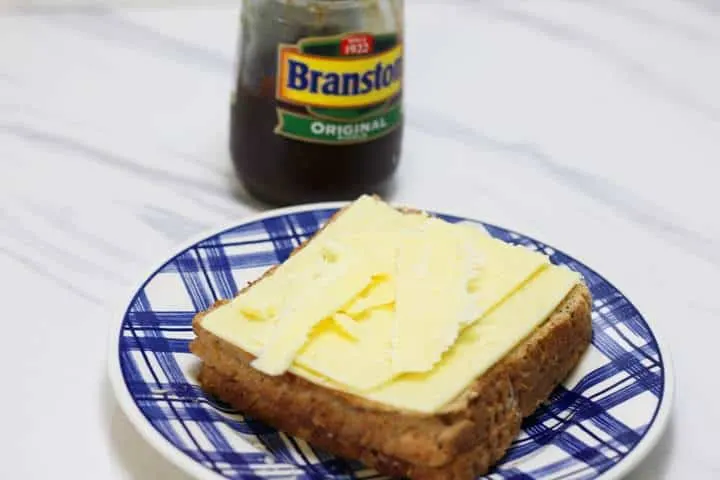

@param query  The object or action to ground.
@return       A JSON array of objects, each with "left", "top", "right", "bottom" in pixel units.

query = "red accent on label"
[{"left": 340, "top": 34, "right": 375, "bottom": 56}]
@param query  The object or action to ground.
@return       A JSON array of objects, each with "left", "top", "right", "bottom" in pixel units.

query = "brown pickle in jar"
[{"left": 230, "top": 0, "right": 404, "bottom": 205}]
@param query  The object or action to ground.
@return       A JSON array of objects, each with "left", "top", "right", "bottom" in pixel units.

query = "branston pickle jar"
[{"left": 230, "top": 0, "right": 404, "bottom": 205}]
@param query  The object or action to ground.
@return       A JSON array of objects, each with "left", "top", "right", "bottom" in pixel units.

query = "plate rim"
[{"left": 107, "top": 200, "right": 675, "bottom": 480}]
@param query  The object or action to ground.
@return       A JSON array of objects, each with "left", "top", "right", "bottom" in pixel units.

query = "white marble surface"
[{"left": 1, "top": 0, "right": 718, "bottom": 478}]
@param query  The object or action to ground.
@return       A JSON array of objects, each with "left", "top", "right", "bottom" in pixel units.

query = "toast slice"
[{"left": 189, "top": 203, "right": 593, "bottom": 480}]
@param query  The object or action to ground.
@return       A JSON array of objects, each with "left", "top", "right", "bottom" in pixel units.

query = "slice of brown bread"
[{"left": 189, "top": 205, "right": 593, "bottom": 480}]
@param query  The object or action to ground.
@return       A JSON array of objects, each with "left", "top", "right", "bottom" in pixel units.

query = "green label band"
[{"left": 275, "top": 105, "right": 401, "bottom": 144}]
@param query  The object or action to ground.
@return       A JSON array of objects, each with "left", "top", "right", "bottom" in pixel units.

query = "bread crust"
[{"left": 189, "top": 204, "right": 593, "bottom": 479}]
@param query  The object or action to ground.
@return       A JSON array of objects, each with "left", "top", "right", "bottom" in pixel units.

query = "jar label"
[{"left": 274, "top": 33, "right": 403, "bottom": 145}]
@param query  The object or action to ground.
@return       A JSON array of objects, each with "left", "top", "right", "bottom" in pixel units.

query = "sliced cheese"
[
  {"left": 297, "top": 306, "right": 396, "bottom": 390},
  {"left": 226, "top": 195, "right": 405, "bottom": 322},
  {"left": 250, "top": 255, "right": 377, "bottom": 376},
  {"left": 207, "top": 263, "right": 581, "bottom": 411},
  {"left": 389, "top": 219, "right": 547, "bottom": 375},
  {"left": 200, "top": 195, "right": 584, "bottom": 413},
  {"left": 459, "top": 225, "right": 550, "bottom": 324},
  {"left": 203, "top": 222, "right": 556, "bottom": 390},
  {"left": 200, "top": 302, "right": 268, "bottom": 356},
  {"left": 203, "top": 300, "right": 398, "bottom": 391},
  {"left": 365, "top": 265, "right": 581, "bottom": 413},
  {"left": 392, "top": 218, "right": 472, "bottom": 374}
]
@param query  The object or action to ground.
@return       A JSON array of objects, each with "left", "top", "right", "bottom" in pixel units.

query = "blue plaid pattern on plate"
[{"left": 116, "top": 207, "right": 667, "bottom": 480}]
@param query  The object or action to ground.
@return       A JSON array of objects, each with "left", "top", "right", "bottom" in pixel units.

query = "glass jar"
[{"left": 230, "top": 0, "right": 404, "bottom": 205}]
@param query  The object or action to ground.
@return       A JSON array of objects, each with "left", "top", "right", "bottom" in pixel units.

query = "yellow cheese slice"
[
  {"left": 459, "top": 225, "right": 550, "bottom": 324},
  {"left": 200, "top": 303, "right": 267, "bottom": 356},
  {"left": 226, "top": 195, "right": 406, "bottom": 321},
  {"left": 297, "top": 306, "right": 396, "bottom": 390},
  {"left": 201, "top": 301, "right": 397, "bottom": 390},
  {"left": 203, "top": 221, "right": 553, "bottom": 391},
  {"left": 242, "top": 234, "right": 412, "bottom": 375},
  {"left": 365, "top": 265, "right": 581, "bottom": 413},
  {"left": 389, "top": 219, "right": 547, "bottom": 375},
  {"left": 392, "top": 219, "right": 471, "bottom": 374},
  {"left": 216, "top": 264, "right": 580, "bottom": 410},
  {"left": 250, "top": 256, "right": 377, "bottom": 376}
]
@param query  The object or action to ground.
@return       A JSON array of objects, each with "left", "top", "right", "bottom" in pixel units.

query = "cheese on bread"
[{"left": 199, "top": 195, "right": 581, "bottom": 413}]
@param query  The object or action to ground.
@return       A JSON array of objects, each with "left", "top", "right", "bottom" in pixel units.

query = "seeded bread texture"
[{"left": 189, "top": 204, "right": 593, "bottom": 479}]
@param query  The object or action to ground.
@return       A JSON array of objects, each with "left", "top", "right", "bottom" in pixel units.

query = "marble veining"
[
  {"left": 471, "top": 3, "right": 720, "bottom": 122},
  {"left": 409, "top": 106, "right": 720, "bottom": 269},
  {"left": 1, "top": 1, "right": 719, "bottom": 479}
]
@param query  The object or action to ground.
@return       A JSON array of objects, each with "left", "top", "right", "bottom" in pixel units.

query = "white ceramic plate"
[{"left": 108, "top": 203, "right": 673, "bottom": 480}]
